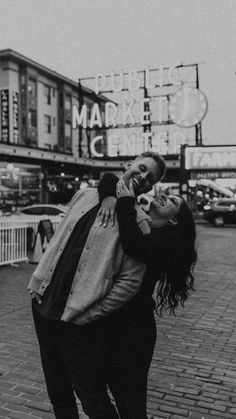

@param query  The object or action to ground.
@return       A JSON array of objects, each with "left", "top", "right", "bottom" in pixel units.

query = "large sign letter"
[
  {"left": 128, "top": 69, "right": 140, "bottom": 91},
  {"left": 90, "top": 135, "right": 104, "bottom": 157},
  {"left": 105, "top": 102, "right": 118, "bottom": 127},
  {"left": 111, "top": 71, "right": 124, "bottom": 92},
  {"left": 168, "top": 63, "right": 182, "bottom": 86},
  {"left": 95, "top": 74, "right": 106, "bottom": 94},
  {"left": 122, "top": 100, "right": 135, "bottom": 125},
  {"left": 72, "top": 104, "right": 87, "bottom": 129},
  {"left": 90, "top": 103, "right": 102, "bottom": 128}
]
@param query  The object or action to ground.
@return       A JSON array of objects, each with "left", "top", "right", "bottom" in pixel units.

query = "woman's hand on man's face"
[{"left": 116, "top": 179, "right": 135, "bottom": 198}]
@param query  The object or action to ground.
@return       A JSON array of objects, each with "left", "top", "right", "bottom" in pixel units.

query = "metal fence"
[{"left": 0, "top": 215, "right": 62, "bottom": 266}]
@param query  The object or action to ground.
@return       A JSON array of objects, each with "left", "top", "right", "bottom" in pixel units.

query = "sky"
[{"left": 0, "top": 0, "right": 236, "bottom": 145}]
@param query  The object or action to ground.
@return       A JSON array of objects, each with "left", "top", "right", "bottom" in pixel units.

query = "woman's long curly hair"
[{"left": 155, "top": 198, "right": 197, "bottom": 316}]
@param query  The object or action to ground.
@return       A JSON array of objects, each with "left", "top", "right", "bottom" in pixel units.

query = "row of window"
[
  {"left": 44, "top": 116, "right": 71, "bottom": 135},
  {"left": 28, "top": 110, "right": 71, "bottom": 135},
  {"left": 27, "top": 77, "right": 72, "bottom": 108}
]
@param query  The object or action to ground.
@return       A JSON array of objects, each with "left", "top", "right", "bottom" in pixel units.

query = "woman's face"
[{"left": 149, "top": 194, "right": 183, "bottom": 223}]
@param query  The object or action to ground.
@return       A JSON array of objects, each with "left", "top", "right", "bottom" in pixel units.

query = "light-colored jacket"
[{"left": 28, "top": 187, "right": 151, "bottom": 325}]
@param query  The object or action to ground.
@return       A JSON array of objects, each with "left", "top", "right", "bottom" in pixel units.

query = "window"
[
  {"left": 44, "top": 115, "right": 51, "bottom": 133},
  {"left": 28, "top": 109, "right": 37, "bottom": 127},
  {"left": 44, "top": 85, "right": 51, "bottom": 105},
  {"left": 28, "top": 78, "right": 36, "bottom": 96},
  {"left": 21, "top": 74, "right": 26, "bottom": 84},
  {"left": 65, "top": 94, "right": 71, "bottom": 110},
  {"left": 65, "top": 121, "right": 71, "bottom": 137}
]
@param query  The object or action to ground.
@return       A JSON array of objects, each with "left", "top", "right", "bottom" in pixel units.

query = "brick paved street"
[{"left": 0, "top": 224, "right": 236, "bottom": 418}]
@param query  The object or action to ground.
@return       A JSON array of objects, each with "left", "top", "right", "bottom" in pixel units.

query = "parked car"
[
  {"left": 203, "top": 198, "right": 236, "bottom": 226},
  {"left": 19, "top": 204, "right": 67, "bottom": 217}
]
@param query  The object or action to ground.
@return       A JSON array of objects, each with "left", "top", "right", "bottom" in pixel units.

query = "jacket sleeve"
[
  {"left": 98, "top": 172, "right": 119, "bottom": 202},
  {"left": 117, "top": 197, "right": 176, "bottom": 264}
]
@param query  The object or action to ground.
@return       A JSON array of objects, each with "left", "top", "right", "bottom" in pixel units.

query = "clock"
[{"left": 169, "top": 85, "right": 208, "bottom": 128}]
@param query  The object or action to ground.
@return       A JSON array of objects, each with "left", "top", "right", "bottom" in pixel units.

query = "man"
[{"left": 28, "top": 151, "right": 165, "bottom": 419}]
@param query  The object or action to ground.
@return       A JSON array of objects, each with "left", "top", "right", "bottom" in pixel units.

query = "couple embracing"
[{"left": 28, "top": 151, "right": 197, "bottom": 419}]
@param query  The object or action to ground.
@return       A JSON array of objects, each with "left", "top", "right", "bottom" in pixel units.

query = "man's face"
[{"left": 122, "top": 157, "right": 160, "bottom": 196}]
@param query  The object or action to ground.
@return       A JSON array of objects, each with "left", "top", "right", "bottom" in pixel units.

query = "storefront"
[
  {"left": 0, "top": 142, "right": 128, "bottom": 213},
  {"left": 183, "top": 145, "right": 236, "bottom": 211},
  {"left": 0, "top": 162, "right": 42, "bottom": 213}
]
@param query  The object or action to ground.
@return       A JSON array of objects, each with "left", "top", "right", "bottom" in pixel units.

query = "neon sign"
[{"left": 73, "top": 65, "right": 205, "bottom": 158}]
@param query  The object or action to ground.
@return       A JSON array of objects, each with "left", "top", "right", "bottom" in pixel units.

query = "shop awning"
[{"left": 197, "top": 179, "right": 234, "bottom": 197}]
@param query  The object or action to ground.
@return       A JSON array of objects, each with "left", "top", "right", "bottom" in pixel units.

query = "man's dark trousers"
[{"left": 32, "top": 305, "right": 119, "bottom": 419}]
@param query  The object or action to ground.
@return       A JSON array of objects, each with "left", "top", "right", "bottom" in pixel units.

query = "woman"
[
  {"left": 116, "top": 178, "right": 197, "bottom": 315},
  {"left": 99, "top": 177, "right": 197, "bottom": 419}
]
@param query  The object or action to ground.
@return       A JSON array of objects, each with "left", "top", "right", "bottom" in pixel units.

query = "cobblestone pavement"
[{"left": 0, "top": 224, "right": 236, "bottom": 418}]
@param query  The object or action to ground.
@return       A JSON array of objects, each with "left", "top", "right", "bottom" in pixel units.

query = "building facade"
[
  {"left": 0, "top": 49, "right": 126, "bottom": 210},
  {"left": 0, "top": 52, "right": 209, "bottom": 212}
]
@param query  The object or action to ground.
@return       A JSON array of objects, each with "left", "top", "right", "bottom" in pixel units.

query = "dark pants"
[
  {"left": 106, "top": 305, "right": 157, "bottom": 419},
  {"left": 32, "top": 305, "right": 119, "bottom": 419}
]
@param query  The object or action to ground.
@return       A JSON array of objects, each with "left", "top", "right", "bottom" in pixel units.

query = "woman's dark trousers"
[
  {"left": 32, "top": 306, "right": 119, "bottom": 419},
  {"left": 106, "top": 305, "right": 157, "bottom": 419}
]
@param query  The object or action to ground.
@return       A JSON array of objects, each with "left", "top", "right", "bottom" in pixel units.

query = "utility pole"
[
  {"left": 143, "top": 71, "right": 152, "bottom": 150},
  {"left": 78, "top": 80, "right": 83, "bottom": 157},
  {"left": 179, "top": 144, "right": 188, "bottom": 199},
  {"left": 195, "top": 63, "right": 203, "bottom": 146}
]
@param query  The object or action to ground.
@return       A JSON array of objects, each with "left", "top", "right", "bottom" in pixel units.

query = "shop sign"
[
  {"left": 73, "top": 65, "right": 206, "bottom": 158},
  {"left": 90, "top": 129, "right": 188, "bottom": 157},
  {"left": 192, "top": 171, "right": 236, "bottom": 180},
  {"left": 12, "top": 92, "right": 19, "bottom": 144},
  {"left": 1, "top": 89, "right": 9, "bottom": 143},
  {"left": 185, "top": 146, "right": 236, "bottom": 170}
]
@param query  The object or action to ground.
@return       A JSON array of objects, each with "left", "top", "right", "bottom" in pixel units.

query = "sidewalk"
[{"left": 0, "top": 224, "right": 236, "bottom": 418}]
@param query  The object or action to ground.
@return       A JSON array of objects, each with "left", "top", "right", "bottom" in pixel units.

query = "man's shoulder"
[{"left": 68, "top": 187, "right": 98, "bottom": 208}]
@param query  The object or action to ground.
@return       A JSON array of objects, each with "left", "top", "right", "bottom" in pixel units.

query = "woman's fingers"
[
  {"left": 117, "top": 179, "right": 134, "bottom": 197},
  {"left": 100, "top": 209, "right": 115, "bottom": 227},
  {"left": 102, "top": 209, "right": 109, "bottom": 227},
  {"left": 99, "top": 197, "right": 117, "bottom": 227},
  {"left": 109, "top": 208, "right": 115, "bottom": 226},
  {"left": 129, "top": 180, "right": 135, "bottom": 197}
]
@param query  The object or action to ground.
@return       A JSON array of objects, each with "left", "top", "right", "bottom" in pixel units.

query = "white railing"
[
  {"left": 0, "top": 219, "right": 27, "bottom": 266},
  {"left": 0, "top": 215, "right": 62, "bottom": 266}
]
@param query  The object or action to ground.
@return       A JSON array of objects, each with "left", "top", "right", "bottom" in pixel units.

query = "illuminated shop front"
[
  {"left": 0, "top": 162, "right": 42, "bottom": 211},
  {"left": 183, "top": 145, "right": 236, "bottom": 210}
]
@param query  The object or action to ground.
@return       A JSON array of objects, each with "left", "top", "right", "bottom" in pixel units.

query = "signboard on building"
[
  {"left": 1, "top": 89, "right": 9, "bottom": 143},
  {"left": 185, "top": 146, "right": 236, "bottom": 170},
  {"left": 12, "top": 92, "right": 19, "bottom": 144},
  {"left": 73, "top": 64, "right": 207, "bottom": 159}
]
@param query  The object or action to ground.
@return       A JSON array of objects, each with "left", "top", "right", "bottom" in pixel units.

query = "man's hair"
[{"left": 137, "top": 151, "right": 166, "bottom": 181}]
